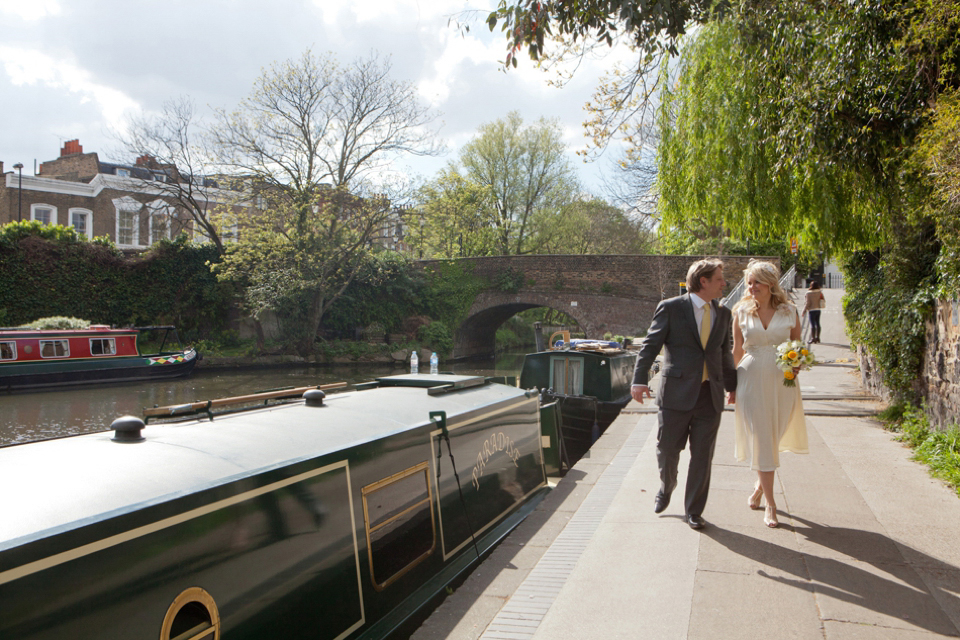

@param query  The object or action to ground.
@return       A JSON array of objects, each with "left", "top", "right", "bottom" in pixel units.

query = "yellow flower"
[
  {"left": 800, "top": 348, "right": 809, "bottom": 356},
  {"left": 787, "top": 350, "right": 798, "bottom": 359},
  {"left": 784, "top": 370, "right": 796, "bottom": 380}
]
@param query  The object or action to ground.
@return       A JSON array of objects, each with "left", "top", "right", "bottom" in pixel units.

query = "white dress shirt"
[{"left": 690, "top": 292, "right": 715, "bottom": 332}]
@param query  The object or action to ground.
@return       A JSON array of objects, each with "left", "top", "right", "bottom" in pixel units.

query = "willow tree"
[{"left": 654, "top": 2, "right": 955, "bottom": 256}]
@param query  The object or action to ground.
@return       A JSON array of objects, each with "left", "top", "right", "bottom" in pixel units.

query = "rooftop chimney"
[{"left": 61, "top": 139, "right": 83, "bottom": 157}]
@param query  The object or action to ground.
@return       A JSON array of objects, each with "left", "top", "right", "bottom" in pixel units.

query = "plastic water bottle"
[
  {"left": 430, "top": 352, "right": 439, "bottom": 375},
  {"left": 410, "top": 350, "right": 418, "bottom": 374}
]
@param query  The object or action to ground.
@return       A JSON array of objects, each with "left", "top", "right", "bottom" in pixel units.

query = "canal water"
[{"left": 0, "top": 352, "right": 527, "bottom": 446}]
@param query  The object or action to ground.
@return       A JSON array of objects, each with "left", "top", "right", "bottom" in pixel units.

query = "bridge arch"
[
  {"left": 454, "top": 291, "right": 651, "bottom": 360},
  {"left": 416, "top": 254, "right": 778, "bottom": 360}
]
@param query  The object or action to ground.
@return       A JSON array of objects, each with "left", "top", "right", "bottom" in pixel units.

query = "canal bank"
[{"left": 413, "top": 289, "right": 960, "bottom": 639}]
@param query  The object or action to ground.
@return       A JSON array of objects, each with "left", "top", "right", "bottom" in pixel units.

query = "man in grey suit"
[{"left": 631, "top": 259, "right": 737, "bottom": 530}]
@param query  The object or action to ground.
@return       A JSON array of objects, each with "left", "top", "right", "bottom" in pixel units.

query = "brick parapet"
[{"left": 420, "top": 255, "right": 779, "bottom": 301}]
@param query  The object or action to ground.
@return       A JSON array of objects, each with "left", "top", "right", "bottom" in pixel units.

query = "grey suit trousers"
[{"left": 657, "top": 381, "right": 722, "bottom": 517}]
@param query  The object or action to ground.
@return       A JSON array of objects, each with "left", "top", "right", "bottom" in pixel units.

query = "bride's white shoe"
[
  {"left": 748, "top": 483, "right": 764, "bottom": 510},
  {"left": 763, "top": 504, "right": 779, "bottom": 528}
]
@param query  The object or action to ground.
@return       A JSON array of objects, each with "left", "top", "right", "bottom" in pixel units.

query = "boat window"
[
  {"left": 39, "top": 339, "right": 70, "bottom": 359},
  {"left": 0, "top": 341, "right": 15, "bottom": 360},
  {"left": 550, "top": 357, "right": 584, "bottom": 395},
  {"left": 361, "top": 461, "right": 435, "bottom": 591},
  {"left": 90, "top": 338, "right": 117, "bottom": 356},
  {"left": 160, "top": 587, "right": 220, "bottom": 640}
]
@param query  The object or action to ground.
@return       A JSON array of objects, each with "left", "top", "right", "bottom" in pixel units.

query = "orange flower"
[
  {"left": 787, "top": 350, "right": 798, "bottom": 359},
  {"left": 784, "top": 370, "right": 796, "bottom": 380}
]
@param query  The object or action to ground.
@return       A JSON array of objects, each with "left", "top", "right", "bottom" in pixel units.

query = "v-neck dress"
[{"left": 734, "top": 304, "right": 809, "bottom": 471}]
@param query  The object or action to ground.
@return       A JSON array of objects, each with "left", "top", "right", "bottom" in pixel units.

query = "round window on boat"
[{"left": 160, "top": 587, "right": 220, "bottom": 640}]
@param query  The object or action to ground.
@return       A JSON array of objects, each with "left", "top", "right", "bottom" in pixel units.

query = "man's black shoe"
[
  {"left": 686, "top": 515, "right": 705, "bottom": 530},
  {"left": 654, "top": 491, "right": 671, "bottom": 514}
]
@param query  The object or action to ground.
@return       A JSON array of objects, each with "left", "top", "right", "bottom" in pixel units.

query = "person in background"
[{"left": 802, "top": 281, "right": 825, "bottom": 344}]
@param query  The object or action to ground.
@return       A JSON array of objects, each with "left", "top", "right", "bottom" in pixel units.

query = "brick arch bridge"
[{"left": 418, "top": 255, "right": 778, "bottom": 360}]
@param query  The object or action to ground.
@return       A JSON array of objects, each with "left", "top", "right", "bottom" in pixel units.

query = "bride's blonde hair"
[{"left": 733, "top": 260, "right": 791, "bottom": 315}]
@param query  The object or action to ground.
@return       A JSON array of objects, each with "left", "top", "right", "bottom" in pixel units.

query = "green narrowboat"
[
  {"left": 520, "top": 332, "right": 637, "bottom": 471},
  {"left": 0, "top": 374, "right": 548, "bottom": 639}
]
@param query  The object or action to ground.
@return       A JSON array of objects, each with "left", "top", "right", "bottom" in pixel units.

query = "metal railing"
[{"left": 721, "top": 264, "right": 797, "bottom": 310}]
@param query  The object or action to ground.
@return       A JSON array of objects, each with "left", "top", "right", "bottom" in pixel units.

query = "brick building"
[
  {"left": 2, "top": 140, "right": 412, "bottom": 252},
  {"left": 1, "top": 140, "right": 235, "bottom": 248}
]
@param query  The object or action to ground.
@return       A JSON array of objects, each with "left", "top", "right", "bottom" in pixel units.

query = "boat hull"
[
  {"left": 0, "top": 348, "right": 199, "bottom": 391},
  {"left": 0, "top": 376, "right": 547, "bottom": 639},
  {"left": 520, "top": 347, "right": 637, "bottom": 471},
  {"left": 542, "top": 390, "right": 631, "bottom": 465}
]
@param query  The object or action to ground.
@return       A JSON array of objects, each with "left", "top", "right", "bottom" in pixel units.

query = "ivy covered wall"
[{"left": 0, "top": 221, "right": 233, "bottom": 340}]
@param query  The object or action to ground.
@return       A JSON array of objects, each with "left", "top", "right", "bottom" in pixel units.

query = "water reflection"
[{"left": 0, "top": 352, "right": 527, "bottom": 446}]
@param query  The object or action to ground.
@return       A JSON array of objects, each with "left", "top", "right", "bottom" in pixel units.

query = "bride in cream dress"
[{"left": 732, "top": 261, "right": 809, "bottom": 528}]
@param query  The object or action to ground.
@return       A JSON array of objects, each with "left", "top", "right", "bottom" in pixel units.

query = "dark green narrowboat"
[
  {"left": 0, "top": 374, "right": 548, "bottom": 640},
  {"left": 520, "top": 333, "right": 637, "bottom": 470}
]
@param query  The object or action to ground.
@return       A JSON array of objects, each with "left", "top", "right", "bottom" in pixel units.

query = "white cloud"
[
  {"left": 0, "top": 0, "right": 61, "bottom": 21},
  {"left": 0, "top": 47, "right": 139, "bottom": 124}
]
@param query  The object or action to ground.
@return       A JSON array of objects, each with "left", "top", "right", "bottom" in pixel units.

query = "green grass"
[{"left": 880, "top": 403, "right": 960, "bottom": 496}]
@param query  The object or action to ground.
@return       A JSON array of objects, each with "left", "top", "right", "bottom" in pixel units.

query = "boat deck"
[{"left": 0, "top": 376, "right": 529, "bottom": 547}]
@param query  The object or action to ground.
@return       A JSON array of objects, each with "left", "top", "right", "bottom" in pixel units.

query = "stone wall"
[
  {"left": 921, "top": 298, "right": 960, "bottom": 428},
  {"left": 858, "top": 297, "right": 960, "bottom": 428}
]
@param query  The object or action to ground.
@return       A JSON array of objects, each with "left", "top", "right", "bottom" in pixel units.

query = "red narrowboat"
[{"left": 0, "top": 325, "right": 198, "bottom": 392}]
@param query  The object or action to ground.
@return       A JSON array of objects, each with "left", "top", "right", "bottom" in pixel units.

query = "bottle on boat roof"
[
  {"left": 430, "top": 352, "right": 438, "bottom": 375},
  {"left": 410, "top": 350, "right": 418, "bottom": 374}
]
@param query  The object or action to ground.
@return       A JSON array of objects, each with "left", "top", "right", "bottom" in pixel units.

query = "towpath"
[{"left": 413, "top": 288, "right": 960, "bottom": 639}]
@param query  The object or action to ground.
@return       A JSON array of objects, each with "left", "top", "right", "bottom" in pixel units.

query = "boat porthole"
[{"left": 159, "top": 587, "right": 220, "bottom": 640}]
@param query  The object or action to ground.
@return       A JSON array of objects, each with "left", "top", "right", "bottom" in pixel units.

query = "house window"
[
  {"left": 117, "top": 209, "right": 139, "bottom": 246},
  {"left": 0, "top": 342, "right": 16, "bottom": 361},
  {"left": 150, "top": 212, "right": 170, "bottom": 244},
  {"left": 116, "top": 168, "right": 130, "bottom": 177},
  {"left": 40, "top": 339, "right": 70, "bottom": 358},
  {"left": 69, "top": 209, "right": 93, "bottom": 239},
  {"left": 90, "top": 338, "right": 116, "bottom": 356},
  {"left": 30, "top": 204, "right": 57, "bottom": 226},
  {"left": 222, "top": 222, "right": 238, "bottom": 244}
]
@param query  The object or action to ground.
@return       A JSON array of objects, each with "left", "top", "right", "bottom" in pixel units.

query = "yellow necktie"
[{"left": 701, "top": 303, "right": 711, "bottom": 382}]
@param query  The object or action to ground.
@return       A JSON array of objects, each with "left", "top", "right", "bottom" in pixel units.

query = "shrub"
[
  {"left": 25, "top": 316, "right": 91, "bottom": 330},
  {"left": 418, "top": 321, "right": 454, "bottom": 356}
]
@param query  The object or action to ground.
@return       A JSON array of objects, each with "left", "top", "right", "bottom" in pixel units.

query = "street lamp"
[{"left": 12, "top": 163, "right": 23, "bottom": 222}]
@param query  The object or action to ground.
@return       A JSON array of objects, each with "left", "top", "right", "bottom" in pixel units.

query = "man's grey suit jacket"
[{"left": 632, "top": 294, "right": 738, "bottom": 414}]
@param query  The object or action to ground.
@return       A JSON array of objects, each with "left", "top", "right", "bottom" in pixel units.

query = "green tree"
[
  {"left": 207, "top": 50, "right": 442, "bottom": 352},
  {"left": 213, "top": 189, "right": 390, "bottom": 354},
  {"left": 655, "top": 2, "right": 960, "bottom": 257},
  {"left": 455, "top": 111, "right": 581, "bottom": 255},
  {"left": 542, "top": 198, "right": 655, "bottom": 254},
  {"left": 414, "top": 169, "right": 499, "bottom": 258}
]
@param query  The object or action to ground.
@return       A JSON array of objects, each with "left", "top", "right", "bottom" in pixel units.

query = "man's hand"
[
  {"left": 631, "top": 384, "right": 653, "bottom": 404},
  {"left": 727, "top": 390, "right": 736, "bottom": 405}
]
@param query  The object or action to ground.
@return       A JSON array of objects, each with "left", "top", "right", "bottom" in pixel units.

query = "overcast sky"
[{"left": 0, "top": 0, "right": 635, "bottom": 194}]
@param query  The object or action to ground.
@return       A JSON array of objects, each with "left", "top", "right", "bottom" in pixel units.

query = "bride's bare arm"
[
  {"left": 790, "top": 308, "right": 803, "bottom": 341},
  {"left": 733, "top": 315, "right": 745, "bottom": 366}
]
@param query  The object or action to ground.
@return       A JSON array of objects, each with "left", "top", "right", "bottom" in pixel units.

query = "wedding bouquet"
[{"left": 775, "top": 340, "right": 815, "bottom": 387}]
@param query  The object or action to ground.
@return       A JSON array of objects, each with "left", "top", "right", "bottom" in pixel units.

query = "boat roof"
[
  {"left": 0, "top": 375, "right": 529, "bottom": 549},
  {"left": 0, "top": 327, "right": 137, "bottom": 336}
]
